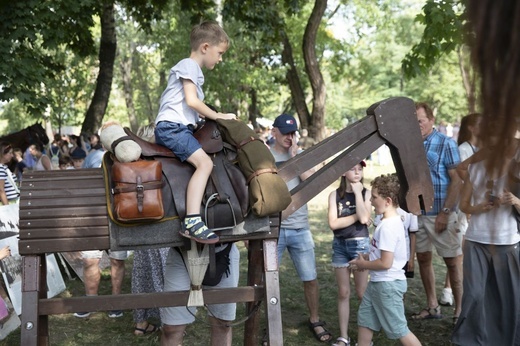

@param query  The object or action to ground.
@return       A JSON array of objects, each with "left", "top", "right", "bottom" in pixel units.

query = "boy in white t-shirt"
[
  {"left": 350, "top": 174, "right": 421, "bottom": 346},
  {"left": 374, "top": 206, "right": 418, "bottom": 278}
]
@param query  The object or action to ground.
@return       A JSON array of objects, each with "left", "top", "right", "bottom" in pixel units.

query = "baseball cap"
[
  {"left": 273, "top": 114, "right": 298, "bottom": 134},
  {"left": 70, "top": 148, "right": 87, "bottom": 160}
]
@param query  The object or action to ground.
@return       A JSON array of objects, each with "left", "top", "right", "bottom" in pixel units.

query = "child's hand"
[
  {"left": 217, "top": 112, "right": 237, "bottom": 120},
  {"left": 0, "top": 246, "right": 11, "bottom": 260},
  {"left": 351, "top": 181, "right": 364, "bottom": 194},
  {"left": 349, "top": 252, "right": 368, "bottom": 271}
]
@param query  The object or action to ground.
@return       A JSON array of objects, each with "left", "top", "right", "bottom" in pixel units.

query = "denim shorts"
[
  {"left": 331, "top": 237, "right": 370, "bottom": 268},
  {"left": 155, "top": 121, "right": 201, "bottom": 162},
  {"left": 358, "top": 280, "right": 410, "bottom": 339},
  {"left": 278, "top": 228, "right": 317, "bottom": 281}
]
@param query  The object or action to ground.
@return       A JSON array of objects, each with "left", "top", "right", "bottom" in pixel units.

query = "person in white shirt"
[{"left": 350, "top": 174, "right": 421, "bottom": 346}]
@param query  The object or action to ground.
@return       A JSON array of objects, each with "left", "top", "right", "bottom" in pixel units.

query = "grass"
[{"left": 2, "top": 162, "right": 457, "bottom": 345}]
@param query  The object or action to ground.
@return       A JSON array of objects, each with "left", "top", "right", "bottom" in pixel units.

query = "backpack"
[{"left": 49, "top": 146, "right": 60, "bottom": 170}]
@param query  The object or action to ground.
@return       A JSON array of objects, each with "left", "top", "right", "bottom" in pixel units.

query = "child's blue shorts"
[{"left": 155, "top": 121, "right": 201, "bottom": 162}]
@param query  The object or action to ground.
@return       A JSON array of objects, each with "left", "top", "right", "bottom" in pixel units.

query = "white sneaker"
[{"left": 439, "top": 288, "right": 454, "bottom": 306}]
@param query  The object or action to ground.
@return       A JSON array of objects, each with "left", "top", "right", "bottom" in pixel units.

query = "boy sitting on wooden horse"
[{"left": 154, "top": 21, "right": 236, "bottom": 245}]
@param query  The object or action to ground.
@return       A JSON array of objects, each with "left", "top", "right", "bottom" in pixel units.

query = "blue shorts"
[
  {"left": 278, "top": 228, "right": 317, "bottom": 282},
  {"left": 331, "top": 237, "right": 370, "bottom": 268},
  {"left": 358, "top": 280, "right": 410, "bottom": 339},
  {"left": 155, "top": 121, "right": 201, "bottom": 162},
  {"left": 160, "top": 244, "right": 240, "bottom": 325}
]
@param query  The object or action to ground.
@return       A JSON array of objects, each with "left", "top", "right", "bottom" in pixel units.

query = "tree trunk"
[
  {"left": 134, "top": 54, "right": 156, "bottom": 124},
  {"left": 248, "top": 87, "right": 259, "bottom": 128},
  {"left": 120, "top": 43, "right": 138, "bottom": 132},
  {"left": 302, "top": 0, "right": 327, "bottom": 142},
  {"left": 457, "top": 46, "right": 477, "bottom": 114},
  {"left": 81, "top": 0, "right": 116, "bottom": 135},
  {"left": 282, "top": 34, "right": 310, "bottom": 128}
]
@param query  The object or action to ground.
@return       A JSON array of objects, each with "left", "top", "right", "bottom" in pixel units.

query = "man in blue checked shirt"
[{"left": 410, "top": 102, "right": 462, "bottom": 325}]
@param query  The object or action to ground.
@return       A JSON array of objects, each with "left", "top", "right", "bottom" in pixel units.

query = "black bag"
[
  {"left": 202, "top": 243, "right": 233, "bottom": 286},
  {"left": 176, "top": 243, "right": 233, "bottom": 287}
]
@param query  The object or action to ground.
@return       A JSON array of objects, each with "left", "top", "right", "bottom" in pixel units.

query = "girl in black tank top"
[{"left": 327, "top": 161, "right": 372, "bottom": 346}]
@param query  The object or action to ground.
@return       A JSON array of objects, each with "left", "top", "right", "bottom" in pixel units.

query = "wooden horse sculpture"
[{"left": 18, "top": 97, "right": 433, "bottom": 345}]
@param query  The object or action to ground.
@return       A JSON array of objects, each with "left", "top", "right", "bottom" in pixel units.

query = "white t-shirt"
[
  {"left": 155, "top": 58, "right": 204, "bottom": 126},
  {"left": 458, "top": 141, "right": 477, "bottom": 162},
  {"left": 374, "top": 208, "right": 417, "bottom": 261},
  {"left": 465, "top": 161, "right": 520, "bottom": 245},
  {"left": 369, "top": 215, "right": 407, "bottom": 282}
]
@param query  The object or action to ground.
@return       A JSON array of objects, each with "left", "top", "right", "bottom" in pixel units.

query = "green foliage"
[
  {"left": 0, "top": 0, "right": 474, "bottom": 135},
  {"left": 402, "top": 0, "right": 465, "bottom": 79},
  {"left": 0, "top": 100, "right": 35, "bottom": 134},
  {"left": 0, "top": 0, "right": 98, "bottom": 112}
]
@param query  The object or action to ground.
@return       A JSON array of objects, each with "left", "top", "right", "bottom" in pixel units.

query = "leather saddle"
[{"left": 122, "top": 120, "right": 249, "bottom": 230}]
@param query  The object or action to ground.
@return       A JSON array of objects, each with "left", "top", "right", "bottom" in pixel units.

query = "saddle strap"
[
  {"left": 111, "top": 180, "right": 163, "bottom": 194},
  {"left": 236, "top": 136, "right": 261, "bottom": 150},
  {"left": 246, "top": 168, "right": 278, "bottom": 184},
  {"left": 207, "top": 156, "right": 230, "bottom": 227},
  {"left": 111, "top": 135, "right": 134, "bottom": 153}
]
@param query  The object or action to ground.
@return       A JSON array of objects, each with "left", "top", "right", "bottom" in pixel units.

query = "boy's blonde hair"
[
  {"left": 190, "top": 21, "right": 229, "bottom": 51},
  {"left": 371, "top": 173, "right": 400, "bottom": 207}
]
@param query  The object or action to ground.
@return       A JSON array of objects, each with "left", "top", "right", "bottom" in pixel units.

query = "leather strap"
[
  {"left": 246, "top": 168, "right": 278, "bottom": 184},
  {"left": 111, "top": 135, "right": 134, "bottom": 153},
  {"left": 236, "top": 136, "right": 261, "bottom": 150},
  {"left": 112, "top": 180, "right": 163, "bottom": 194}
]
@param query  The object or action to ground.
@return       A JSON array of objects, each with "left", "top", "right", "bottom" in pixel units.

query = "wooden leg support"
[
  {"left": 263, "top": 239, "right": 282, "bottom": 346},
  {"left": 21, "top": 255, "right": 49, "bottom": 346}
]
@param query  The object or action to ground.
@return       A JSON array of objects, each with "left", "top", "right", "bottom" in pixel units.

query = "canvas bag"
[
  {"left": 216, "top": 119, "right": 292, "bottom": 217},
  {"left": 111, "top": 158, "right": 164, "bottom": 222}
]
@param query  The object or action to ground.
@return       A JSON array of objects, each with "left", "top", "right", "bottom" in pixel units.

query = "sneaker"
[
  {"left": 107, "top": 310, "right": 123, "bottom": 318},
  {"left": 73, "top": 311, "right": 91, "bottom": 318},
  {"left": 439, "top": 288, "right": 454, "bottom": 306}
]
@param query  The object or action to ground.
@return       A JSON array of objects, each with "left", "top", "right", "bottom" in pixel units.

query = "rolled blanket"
[{"left": 216, "top": 119, "right": 291, "bottom": 217}]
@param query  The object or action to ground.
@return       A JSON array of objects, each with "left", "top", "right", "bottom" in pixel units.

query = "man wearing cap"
[{"left": 270, "top": 114, "right": 332, "bottom": 343}]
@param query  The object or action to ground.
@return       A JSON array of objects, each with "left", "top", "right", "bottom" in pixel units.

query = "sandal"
[
  {"left": 332, "top": 336, "right": 351, "bottom": 346},
  {"left": 308, "top": 319, "right": 332, "bottom": 343},
  {"left": 411, "top": 305, "right": 443, "bottom": 320},
  {"left": 180, "top": 220, "right": 219, "bottom": 244},
  {"left": 134, "top": 323, "right": 160, "bottom": 336}
]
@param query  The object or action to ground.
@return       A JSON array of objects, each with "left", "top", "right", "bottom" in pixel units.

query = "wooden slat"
[
  {"left": 19, "top": 196, "right": 106, "bottom": 208},
  {"left": 19, "top": 206, "right": 108, "bottom": 219},
  {"left": 19, "top": 225, "right": 109, "bottom": 240},
  {"left": 38, "top": 286, "right": 264, "bottom": 315},
  {"left": 22, "top": 168, "right": 103, "bottom": 180},
  {"left": 19, "top": 216, "right": 108, "bottom": 230},
  {"left": 20, "top": 187, "right": 106, "bottom": 198},
  {"left": 19, "top": 237, "right": 110, "bottom": 255}
]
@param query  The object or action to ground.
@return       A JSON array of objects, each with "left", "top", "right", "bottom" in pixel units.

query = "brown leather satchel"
[{"left": 111, "top": 159, "right": 164, "bottom": 222}]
